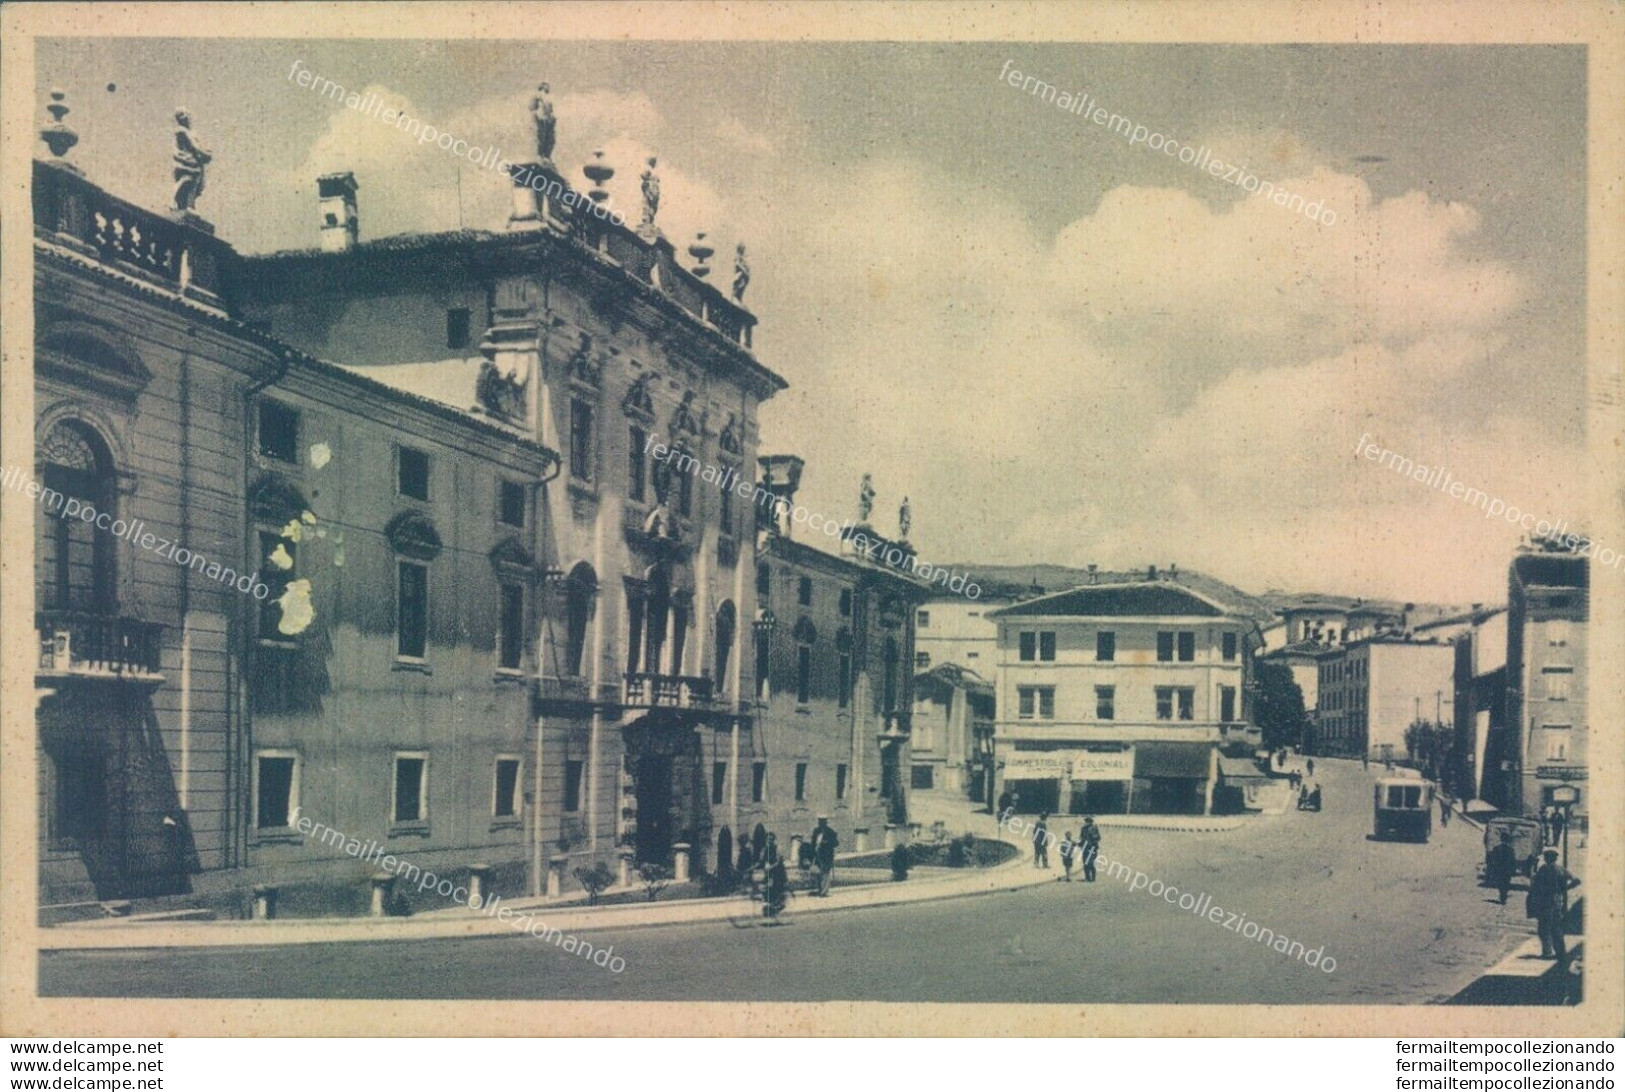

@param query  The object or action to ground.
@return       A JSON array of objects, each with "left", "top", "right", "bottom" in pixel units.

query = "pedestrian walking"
[
  {"left": 1361, "top": 753, "right": 1369, "bottom": 771},
  {"left": 997, "top": 788, "right": 1013, "bottom": 817},
  {"left": 1080, "top": 817, "right": 1100, "bottom": 882},
  {"left": 1526, "top": 849, "right": 1580, "bottom": 966},
  {"left": 1487, "top": 830, "right": 1517, "bottom": 905},
  {"left": 1306, "top": 758, "right": 1315, "bottom": 777},
  {"left": 1033, "top": 813, "right": 1050, "bottom": 868},
  {"left": 762, "top": 832, "right": 781, "bottom": 867},
  {"left": 1439, "top": 794, "right": 1451, "bottom": 828},
  {"left": 810, "top": 817, "right": 839, "bottom": 896},
  {"left": 1059, "top": 832, "right": 1076, "bottom": 881},
  {"left": 763, "top": 853, "right": 789, "bottom": 919},
  {"left": 1549, "top": 807, "right": 1566, "bottom": 849}
]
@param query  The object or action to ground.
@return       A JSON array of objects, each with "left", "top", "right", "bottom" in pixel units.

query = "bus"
[{"left": 1373, "top": 777, "right": 1433, "bottom": 842}]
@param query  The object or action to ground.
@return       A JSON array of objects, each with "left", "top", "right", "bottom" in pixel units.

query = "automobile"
[
  {"left": 1483, "top": 816, "right": 1543, "bottom": 879},
  {"left": 1373, "top": 777, "right": 1433, "bottom": 842}
]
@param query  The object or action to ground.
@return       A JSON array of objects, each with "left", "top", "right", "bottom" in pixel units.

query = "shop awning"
[
  {"left": 1217, "top": 755, "right": 1270, "bottom": 783},
  {"left": 1134, "top": 741, "right": 1215, "bottom": 780}
]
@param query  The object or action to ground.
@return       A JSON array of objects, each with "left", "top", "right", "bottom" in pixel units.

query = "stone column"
[
  {"left": 673, "top": 843, "right": 692, "bottom": 883},
  {"left": 853, "top": 826, "right": 870, "bottom": 853},
  {"left": 369, "top": 872, "right": 395, "bottom": 917},
  {"left": 547, "top": 854, "right": 568, "bottom": 898},
  {"left": 788, "top": 833, "right": 803, "bottom": 866},
  {"left": 619, "top": 850, "right": 635, "bottom": 888},
  {"left": 251, "top": 884, "right": 278, "bottom": 920},
  {"left": 467, "top": 863, "right": 493, "bottom": 908},
  {"left": 885, "top": 823, "right": 900, "bottom": 849}
]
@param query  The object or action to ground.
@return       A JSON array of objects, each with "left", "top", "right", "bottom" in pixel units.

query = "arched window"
[
  {"left": 39, "top": 419, "right": 117, "bottom": 612},
  {"left": 714, "top": 601, "right": 736, "bottom": 684},
  {"left": 564, "top": 563, "right": 596, "bottom": 677}
]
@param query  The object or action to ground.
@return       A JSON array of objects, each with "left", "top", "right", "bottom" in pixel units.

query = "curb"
[{"left": 40, "top": 855, "right": 1049, "bottom": 952}]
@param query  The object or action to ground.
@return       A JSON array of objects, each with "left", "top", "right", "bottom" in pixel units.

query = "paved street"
[{"left": 41, "top": 760, "right": 1533, "bottom": 1004}]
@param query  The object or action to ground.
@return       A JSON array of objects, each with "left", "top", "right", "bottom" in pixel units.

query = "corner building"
[
  {"left": 990, "top": 581, "right": 1260, "bottom": 816},
  {"left": 235, "top": 134, "right": 786, "bottom": 885}
]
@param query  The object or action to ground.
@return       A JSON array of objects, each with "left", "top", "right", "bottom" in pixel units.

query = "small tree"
[
  {"left": 573, "top": 862, "right": 616, "bottom": 905},
  {"left": 1404, "top": 718, "right": 1453, "bottom": 781},
  {"left": 637, "top": 863, "right": 672, "bottom": 902},
  {"left": 1254, "top": 661, "right": 1309, "bottom": 752}
]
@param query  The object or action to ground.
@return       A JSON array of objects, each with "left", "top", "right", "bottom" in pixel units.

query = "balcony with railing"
[
  {"left": 37, "top": 611, "right": 165, "bottom": 684},
  {"left": 33, "top": 160, "right": 234, "bottom": 307},
  {"left": 622, "top": 672, "right": 717, "bottom": 711}
]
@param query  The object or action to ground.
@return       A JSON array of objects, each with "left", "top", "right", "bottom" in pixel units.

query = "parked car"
[{"left": 1483, "top": 816, "right": 1543, "bottom": 879}]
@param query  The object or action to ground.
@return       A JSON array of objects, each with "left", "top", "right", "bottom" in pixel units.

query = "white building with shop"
[{"left": 989, "top": 581, "right": 1260, "bottom": 816}]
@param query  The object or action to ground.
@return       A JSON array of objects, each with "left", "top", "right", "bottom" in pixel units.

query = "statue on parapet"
[
  {"left": 171, "top": 109, "right": 211, "bottom": 214},
  {"left": 733, "top": 243, "right": 751, "bottom": 303},
  {"left": 858, "top": 473, "right": 875, "bottom": 523},
  {"left": 899, "top": 496, "right": 912, "bottom": 540},
  {"left": 531, "top": 83, "right": 556, "bottom": 165},
  {"left": 639, "top": 157, "right": 661, "bottom": 235}
]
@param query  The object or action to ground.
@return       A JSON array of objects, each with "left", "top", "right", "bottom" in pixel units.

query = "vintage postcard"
[{"left": 1, "top": 1, "right": 1621, "bottom": 1038}]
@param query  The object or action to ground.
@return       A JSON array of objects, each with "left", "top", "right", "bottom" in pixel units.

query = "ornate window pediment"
[
  {"left": 623, "top": 370, "right": 657, "bottom": 423},
  {"left": 37, "top": 321, "right": 152, "bottom": 399},
  {"left": 565, "top": 331, "right": 600, "bottom": 389},
  {"left": 670, "top": 390, "right": 701, "bottom": 440},
  {"left": 489, "top": 535, "right": 538, "bottom": 577},
  {"left": 250, "top": 474, "right": 309, "bottom": 525},
  {"left": 386, "top": 510, "right": 443, "bottom": 561},
  {"left": 718, "top": 412, "right": 743, "bottom": 456}
]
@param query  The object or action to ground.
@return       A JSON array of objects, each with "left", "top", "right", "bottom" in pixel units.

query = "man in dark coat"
[
  {"left": 997, "top": 788, "right": 1013, "bottom": 817},
  {"left": 1526, "top": 849, "right": 1580, "bottom": 964},
  {"left": 811, "top": 817, "right": 839, "bottom": 896},
  {"left": 1486, "top": 830, "right": 1518, "bottom": 905},
  {"left": 1080, "top": 818, "right": 1101, "bottom": 882},
  {"left": 1032, "top": 814, "right": 1050, "bottom": 869}
]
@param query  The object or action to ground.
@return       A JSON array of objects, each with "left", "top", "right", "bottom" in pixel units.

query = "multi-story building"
[
  {"left": 1499, "top": 549, "right": 1587, "bottom": 821},
  {"left": 1312, "top": 637, "right": 1454, "bottom": 761},
  {"left": 911, "top": 662, "right": 995, "bottom": 799},
  {"left": 742, "top": 461, "right": 930, "bottom": 856},
  {"left": 1449, "top": 607, "right": 1507, "bottom": 803},
  {"left": 989, "top": 581, "right": 1259, "bottom": 816},
  {"left": 235, "top": 98, "right": 787, "bottom": 886},
  {"left": 912, "top": 593, "right": 1018, "bottom": 674},
  {"left": 31, "top": 112, "right": 558, "bottom": 908}
]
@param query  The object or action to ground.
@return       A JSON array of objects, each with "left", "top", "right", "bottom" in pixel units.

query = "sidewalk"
[{"left": 42, "top": 848, "right": 1056, "bottom": 953}]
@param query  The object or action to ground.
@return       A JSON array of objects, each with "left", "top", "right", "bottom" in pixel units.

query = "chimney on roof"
[
  {"left": 1087, "top": 564, "right": 1098, "bottom": 585},
  {"left": 318, "top": 171, "right": 359, "bottom": 252},
  {"left": 1146, "top": 565, "right": 1157, "bottom": 581},
  {"left": 1168, "top": 563, "right": 1178, "bottom": 580},
  {"left": 1471, "top": 602, "right": 1483, "bottom": 614}
]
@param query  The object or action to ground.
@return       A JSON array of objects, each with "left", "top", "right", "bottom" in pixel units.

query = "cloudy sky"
[{"left": 38, "top": 40, "right": 1586, "bottom": 603}]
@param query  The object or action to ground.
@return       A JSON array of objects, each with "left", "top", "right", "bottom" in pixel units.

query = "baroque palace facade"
[{"left": 29, "top": 85, "right": 907, "bottom": 912}]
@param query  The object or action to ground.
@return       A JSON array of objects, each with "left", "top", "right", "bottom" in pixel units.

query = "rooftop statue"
[
  {"left": 531, "top": 83, "right": 556, "bottom": 165},
  {"left": 171, "top": 109, "right": 211, "bottom": 214},
  {"left": 639, "top": 156, "right": 661, "bottom": 232},
  {"left": 732, "top": 242, "right": 751, "bottom": 303},
  {"left": 858, "top": 473, "right": 875, "bottom": 523}
]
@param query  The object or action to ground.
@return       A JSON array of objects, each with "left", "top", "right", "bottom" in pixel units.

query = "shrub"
[
  {"left": 637, "top": 863, "right": 672, "bottom": 902},
  {"left": 573, "top": 862, "right": 616, "bottom": 905}
]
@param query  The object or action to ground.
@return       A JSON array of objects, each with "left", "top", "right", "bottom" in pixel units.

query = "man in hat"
[
  {"left": 1080, "top": 817, "right": 1101, "bottom": 882},
  {"left": 1486, "top": 829, "right": 1518, "bottom": 905},
  {"left": 811, "top": 817, "right": 839, "bottom": 897},
  {"left": 1526, "top": 848, "right": 1581, "bottom": 965}
]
